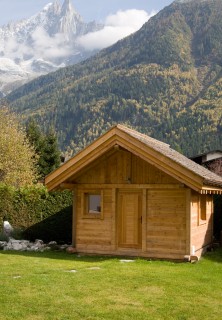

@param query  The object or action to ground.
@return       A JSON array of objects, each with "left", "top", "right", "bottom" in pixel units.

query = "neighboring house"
[
  {"left": 45, "top": 125, "right": 222, "bottom": 260},
  {"left": 190, "top": 150, "right": 222, "bottom": 177}
]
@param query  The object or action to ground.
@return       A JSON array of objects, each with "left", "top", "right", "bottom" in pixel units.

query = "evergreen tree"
[
  {"left": 26, "top": 120, "right": 61, "bottom": 178},
  {"left": 41, "top": 128, "right": 61, "bottom": 176},
  {"left": 26, "top": 118, "right": 44, "bottom": 153}
]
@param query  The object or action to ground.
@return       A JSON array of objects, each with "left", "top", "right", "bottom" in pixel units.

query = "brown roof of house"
[{"left": 117, "top": 125, "right": 222, "bottom": 188}]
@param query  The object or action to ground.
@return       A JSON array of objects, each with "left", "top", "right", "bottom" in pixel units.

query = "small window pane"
[
  {"left": 200, "top": 195, "right": 206, "bottom": 221},
  {"left": 88, "top": 195, "right": 101, "bottom": 214}
]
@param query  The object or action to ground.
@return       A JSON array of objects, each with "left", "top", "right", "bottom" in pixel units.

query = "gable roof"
[
  {"left": 45, "top": 125, "right": 222, "bottom": 193},
  {"left": 117, "top": 125, "right": 222, "bottom": 188}
]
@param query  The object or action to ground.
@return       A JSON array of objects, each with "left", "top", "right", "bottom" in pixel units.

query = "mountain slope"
[
  {"left": 0, "top": 0, "right": 102, "bottom": 95},
  {"left": 6, "top": 0, "right": 222, "bottom": 157}
]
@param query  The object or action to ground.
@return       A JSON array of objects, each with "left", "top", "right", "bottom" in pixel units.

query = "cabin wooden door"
[{"left": 118, "top": 190, "right": 142, "bottom": 249}]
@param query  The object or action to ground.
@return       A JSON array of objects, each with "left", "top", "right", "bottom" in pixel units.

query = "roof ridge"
[
  {"left": 116, "top": 124, "right": 170, "bottom": 147},
  {"left": 116, "top": 124, "right": 222, "bottom": 187}
]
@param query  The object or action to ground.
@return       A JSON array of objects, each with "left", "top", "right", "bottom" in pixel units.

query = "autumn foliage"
[{"left": 0, "top": 107, "right": 38, "bottom": 187}]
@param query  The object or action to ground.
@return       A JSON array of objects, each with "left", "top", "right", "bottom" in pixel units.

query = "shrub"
[
  {"left": 0, "top": 183, "right": 72, "bottom": 242},
  {"left": 23, "top": 206, "right": 72, "bottom": 244}
]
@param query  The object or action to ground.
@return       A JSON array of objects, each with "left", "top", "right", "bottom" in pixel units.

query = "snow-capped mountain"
[{"left": 0, "top": 0, "right": 103, "bottom": 96}]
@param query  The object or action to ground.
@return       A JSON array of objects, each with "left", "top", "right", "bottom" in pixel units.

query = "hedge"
[{"left": 0, "top": 183, "right": 73, "bottom": 242}]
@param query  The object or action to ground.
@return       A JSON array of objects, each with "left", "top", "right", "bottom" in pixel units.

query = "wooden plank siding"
[
  {"left": 76, "top": 188, "right": 115, "bottom": 251},
  {"left": 190, "top": 191, "right": 213, "bottom": 256},
  {"left": 72, "top": 150, "right": 180, "bottom": 185},
  {"left": 73, "top": 150, "right": 190, "bottom": 259},
  {"left": 146, "top": 189, "right": 187, "bottom": 258}
]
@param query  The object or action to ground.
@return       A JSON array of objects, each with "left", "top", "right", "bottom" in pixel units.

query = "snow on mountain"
[{"left": 0, "top": 0, "right": 103, "bottom": 96}]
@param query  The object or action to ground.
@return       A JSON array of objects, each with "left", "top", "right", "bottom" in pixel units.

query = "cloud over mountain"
[
  {"left": 31, "top": 27, "right": 72, "bottom": 60},
  {"left": 77, "top": 9, "right": 155, "bottom": 51},
  {"left": 0, "top": 1, "right": 155, "bottom": 95}
]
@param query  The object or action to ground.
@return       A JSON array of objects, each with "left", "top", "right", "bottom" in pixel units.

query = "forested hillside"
[{"left": 5, "top": 0, "right": 222, "bottom": 157}]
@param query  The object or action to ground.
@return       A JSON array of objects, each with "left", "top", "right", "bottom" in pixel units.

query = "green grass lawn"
[{"left": 0, "top": 249, "right": 222, "bottom": 320}]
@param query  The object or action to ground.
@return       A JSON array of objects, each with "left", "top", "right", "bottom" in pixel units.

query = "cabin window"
[
  {"left": 199, "top": 195, "right": 207, "bottom": 225},
  {"left": 82, "top": 191, "right": 103, "bottom": 219}
]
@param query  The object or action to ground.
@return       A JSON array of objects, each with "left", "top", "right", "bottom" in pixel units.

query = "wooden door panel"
[{"left": 118, "top": 191, "right": 142, "bottom": 249}]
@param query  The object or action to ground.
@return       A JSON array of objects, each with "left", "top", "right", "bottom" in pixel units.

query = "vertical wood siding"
[
  {"left": 190, "top": 191, "right": 213, "bottom": 256},
  {"left": 146, "top": 189, "right": 187, "bottom": 258}
]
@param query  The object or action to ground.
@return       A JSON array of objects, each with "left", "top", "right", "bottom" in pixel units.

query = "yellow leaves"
[{"left": 0, "top": 107, "right": 38, "bottom": 187}]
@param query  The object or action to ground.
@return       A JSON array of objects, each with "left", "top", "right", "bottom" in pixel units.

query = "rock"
[
  {"left": 48, "top": 241, "right": 57, "bottom": 246},
  {"left": 47, "top": 241, "right": 60, "bottom": 251},
  {"left": 87, "top": 267, "right": 101, "bottom": 270},
  {"left": 66, "top": 269, "right": 77, "bottom": 273},
  {"left": 190, "top": 255, "right": 199, "bottom": 263},
  {"left": 58, "top": 244, "right": 69, "bottom": 251},
  {"left": 1, "top": 237, "right": 71, "bottom": 252},
  {"left": 66, "top": 246, "right": 77, "bottom": 254},
  {"left": 33, "top": 239, "right": 45, "bottom": 250},
  {"left": 0, "top": 241, "right": 7, "bottom": 250},
  {"left": 3, "top": 220, "right": 13, "bottom": 237}
]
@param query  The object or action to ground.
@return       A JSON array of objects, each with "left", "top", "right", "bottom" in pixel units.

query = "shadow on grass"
[
  {"left": 202, "top": 247, "right": 222, "bottom": 263},
  {"left": 0, "top": 250, "right": 121, "bottom": 263},
  {"left": 2, "top": 247, "right": 222, "bottom": 264}
]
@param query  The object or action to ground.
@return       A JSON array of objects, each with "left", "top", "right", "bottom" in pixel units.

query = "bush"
[
  {"left": 23, "top": 206, "right": 72, "bottom": 244},
  {"left": 0, "top": 183, "right": 73, "bottom": 242}
]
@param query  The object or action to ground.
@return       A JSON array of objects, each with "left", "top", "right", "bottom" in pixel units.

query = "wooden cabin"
[{"left": 45, "top": 125, "right": 222, "bottom": 260}]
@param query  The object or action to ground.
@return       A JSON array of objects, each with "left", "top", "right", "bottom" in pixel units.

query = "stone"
[
  {"left": 48, "top": 241, "right": 57, "bottom": 246},
  {"left": 0, "top": 241, "right": 7, "bottom": 250},
  {"left": 59, "top": 244, "right": 69, "bottom": 251},
  {"left": 1, "top": 237, "right": 71, "bottom": 252},
  {"left": 66, "top": 246, "right": 77, "bottom": 254},
  {"left": 87, "top": 267, "right": 101, "bottom": 270},
  {"left": 3, "top": 220, "right": 13, "bottom": 237},
  {"left": 190, "top": 255, "right": 199, "bottom": 263}
]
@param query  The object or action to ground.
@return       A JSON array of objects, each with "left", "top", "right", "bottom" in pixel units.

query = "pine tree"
[
  {"left": 26, "top": 118, "right": 44, "bottom": 153},
  {"left": 41, "top": 128, "right": 61, "bottom": 176},
  {"left": 26, "top": 120, "right": 61, "bottom": 178}
]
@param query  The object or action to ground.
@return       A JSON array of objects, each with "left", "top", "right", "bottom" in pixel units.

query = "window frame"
[
  {"left": 81, "top": 190, "right": 104, "bottom": 219},
  {"left": 198, "top": 194, "right": 207, "bottom": 225}
]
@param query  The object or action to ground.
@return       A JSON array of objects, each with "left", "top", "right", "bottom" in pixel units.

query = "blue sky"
[{"left": 0, "top": 0, "right": 173, "bottom": 26}]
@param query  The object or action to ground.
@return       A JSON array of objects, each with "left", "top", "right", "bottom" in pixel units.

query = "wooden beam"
[
  {"left": 72, "top": 190, "right": 77, "bottom": 247},
  {"left": 142, "top": 189, "right": 147, "bottom": 253},
  {"left": 111, "top": 188, "right": 117, "bottom": 249},
  {"left": 60, "top": 183, "right": 76, "bottom": 190},
  {"left": 76, "top": 183, "right": 183, "bottom": 189},
  {"left": 186, "top": 189, "right": 191, "bottom": 256},
  {"left": 46, "top": 137, "right": 118, "bottom": 191},
  {"left": 201, "top": 187, "right": 222, "bottom": 195}
]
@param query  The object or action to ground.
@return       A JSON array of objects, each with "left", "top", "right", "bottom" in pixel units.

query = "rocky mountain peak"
[
  {"left": 59, "top": 0, "right": 83, "bottom": 37},
  {"left": 0, "top": 0, "right": 103, "bottom": 96},
  {"left": 61, "top": 0, "right": 77, "bottom": 15},
  {"left": 47, "top": 1, "right": 61, "bottom": 15}
]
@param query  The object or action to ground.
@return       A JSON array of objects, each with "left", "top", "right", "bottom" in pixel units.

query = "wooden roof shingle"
[
  {"left": 117, "top": 125, "right": 222, "bottom": 188},
  {"left": 45, "top": 124, "right": 222, "bottom": 192}
]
